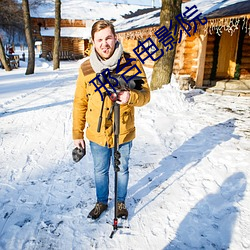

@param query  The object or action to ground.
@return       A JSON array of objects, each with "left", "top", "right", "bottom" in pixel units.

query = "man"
[{"left": 72, "top": 20, "right": 150, "bottom": 220}]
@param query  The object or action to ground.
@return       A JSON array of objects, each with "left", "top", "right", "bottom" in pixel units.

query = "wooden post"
[{"left": 195, "top": 31, "right": 208, "bottom": 88}]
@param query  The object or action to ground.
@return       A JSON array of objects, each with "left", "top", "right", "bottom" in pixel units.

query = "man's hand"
[
  {"left": 116, "top": 90, "right": 130, "bottom": 105},
  {"left": 72, "top": 139, "right": 86, "bottom": 162},
  {"left": 74, "top": 139, "right": 85, "bottom": 149}
]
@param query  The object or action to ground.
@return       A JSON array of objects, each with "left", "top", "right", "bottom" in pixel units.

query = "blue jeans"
[{"left": 90, "top": 141, "right": 132, "bottom": 205}]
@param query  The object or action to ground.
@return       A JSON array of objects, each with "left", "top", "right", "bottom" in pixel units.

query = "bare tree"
[
  {"left": 151, "top": 0, "right": 182, "bottom": 90},
  {"left": 0, "top": 0, "right": 23, "bottom": 71},
  {"left": 53, "top": 0, "right": 61, "bottom": 70},
  {"left": 22, "top": 0, "right": 35, "bottom": 75},
  {"left": 0, "top": 37, "right": 11, "bottom": 71},
  {"left": 0, "top": 0, "right": 24, "bottom": 37},
  {"left": 29, "top": 0, "right": 47, "bottom": 8}
]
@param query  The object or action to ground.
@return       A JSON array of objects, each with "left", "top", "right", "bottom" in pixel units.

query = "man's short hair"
[{"left": 91, "top": 20, "right": 116, "bottom": 40}]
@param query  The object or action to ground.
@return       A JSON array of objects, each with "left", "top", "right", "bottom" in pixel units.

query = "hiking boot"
[
  {"left": 87, "top": 202, "right": 108, "bottom": 220},
  {"left": 117, "top": 202, "right": 128, "bottom": 219}
]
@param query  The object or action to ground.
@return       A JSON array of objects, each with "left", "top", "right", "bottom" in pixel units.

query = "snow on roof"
[
  {"left": 185, "top": 0, "right": 250, "bottom": 16},
  {"left": 40, "top": 27, "right": 91, "bottom": 39},
  {"left": 30, "top": 0, "right": 151, "bottom": 20},
  {"left": 114, "top": 8, "right": 160, "bottom": 33},
  {"left": 114, "top": 0, "right": 250, "bottom": 33},
  {"left": 204, "top": 1, "right": 250, "bottom": 19},
  {"left": 184, "top": 0, "right": 250, "bottom": 17}
]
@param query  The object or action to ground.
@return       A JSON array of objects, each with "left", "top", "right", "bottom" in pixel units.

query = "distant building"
[
  {"left": 30, "top": 1, "right": 151, "bottom": 60},
  {"left": 31, "top": 17, "right": 92, "bottom": 60}
]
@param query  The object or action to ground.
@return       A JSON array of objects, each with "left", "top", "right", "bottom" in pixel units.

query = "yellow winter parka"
[{"left": 72, "top": 52, "right": 150, "bottom": 148}]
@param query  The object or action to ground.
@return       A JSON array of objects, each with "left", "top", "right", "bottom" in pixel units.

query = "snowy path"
[{"left": 0, "top": 59, "right": 250, "bottom": 249}]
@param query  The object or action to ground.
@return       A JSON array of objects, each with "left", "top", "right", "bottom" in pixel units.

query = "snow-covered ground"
[{"left": 0, "top": 49, "right": 250, "bottom": 250}]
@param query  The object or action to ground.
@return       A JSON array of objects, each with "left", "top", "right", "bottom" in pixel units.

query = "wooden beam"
[{"left": 196, "top": 32, "right": 208, "bottom": 87}]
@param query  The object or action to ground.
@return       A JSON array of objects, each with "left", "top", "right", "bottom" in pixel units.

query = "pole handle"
[{"left": 97, "top": 116, "right": 102, "bottom": 132}]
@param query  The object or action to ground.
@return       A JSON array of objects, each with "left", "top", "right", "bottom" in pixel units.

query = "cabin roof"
[
  {"left": 205, "top": 1, "right": 250, "bottom": 18},
  {"left": 114, "top": 8, "right": 160, "bottom": 33},
  {"left": 40, "top": 27, "right": 91, "bottom": 39},
  {"left": 30, "top": 0, "right": 151, "bottom": 20},
  {"left": 114, "top": 0, "right": 250, "bottom": 33}
]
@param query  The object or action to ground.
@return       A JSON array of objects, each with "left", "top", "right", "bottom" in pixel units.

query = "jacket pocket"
[{"left": 120, "top": 106, "right": 134, "bottom": 134}]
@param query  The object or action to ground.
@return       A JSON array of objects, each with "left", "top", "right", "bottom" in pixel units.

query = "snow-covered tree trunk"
[{"left": 151, "top": 0, "right": 182, "bottom": 90}]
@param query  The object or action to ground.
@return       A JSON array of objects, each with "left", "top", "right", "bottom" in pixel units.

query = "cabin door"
[{"left": 216, "top": 30, "right": 239, "bottom": 79}]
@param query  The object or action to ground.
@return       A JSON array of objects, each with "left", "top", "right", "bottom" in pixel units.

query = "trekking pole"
[
  {"left": 110, "top": 101, "right": 121, "bottom": 238},
  {"left": 97, "top": 92, "right": 107, "bottom": 133}
]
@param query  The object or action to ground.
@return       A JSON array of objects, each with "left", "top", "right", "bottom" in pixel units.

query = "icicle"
[
  {"left": 208, "top": 19, "right": 215, "bottom": 35},
  {"left": 227, "top": 18, "right": 239, "bottom": 36},
  {"left": 206, "top": 17, "right": 245, "bottom": 37},
  {"left": 242, "top": 16, "right": 246, "bottom": 31},
  {"left": 234, "top": 18, "right": 241, "bottom": 32},
  {"left": 203, "top": 22, "right": 208, "bottom": 37},
  {"left": 246, "top": 18, "right": 249, "bottom": 35},
  {"left": 248, "top": 18, "right": 250, "bottom": 36},
  {"left": 224, "top": 18, "right": 233, "bottom": 36},
  {"left": 215, "top": 26, "right": 222, "bottom": 36}
]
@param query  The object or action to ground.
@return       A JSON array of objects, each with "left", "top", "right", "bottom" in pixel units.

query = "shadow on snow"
[
  {"left": 128, "top": 118, "right": 239, "bottom": 213},
  {"left": 164, "top": 172, "right": 247, "bottom": 249},
  {"left": 0, "top": 100, "right": 73, "bottom": 117}
]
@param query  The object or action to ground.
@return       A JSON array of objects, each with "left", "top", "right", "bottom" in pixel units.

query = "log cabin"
[
  {"left": 114, "top": 0, "right": 250, "bottom": 95},
  {"left": 30, "top": 1, "right": 152, "bottom": 60},
  {"left": 31, "top": 18, "right": 92, "bottom": 60}
]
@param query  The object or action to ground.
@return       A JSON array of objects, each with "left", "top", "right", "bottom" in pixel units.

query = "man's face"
[{"left": 93, "top": 27, "right": 117, "bottom": 60}]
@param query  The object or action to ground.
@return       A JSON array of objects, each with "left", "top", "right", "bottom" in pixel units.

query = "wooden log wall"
[
  {"left": 41, "top": 37, "right": 87, "bottom": 58},
  {"left": 173, "top": 35, "right": 199, "bottom": 80},
  {"left": 203, "top": 33, "right": 216, "bottom": 82},
  {"left": 173, "top": 39, "right": 185, "bottom": 74},
  {"left": 41, "top": 37, "right": 53, "bottom": 58},
  {"left": 72, "top": 38, "right": 88, "bottom": 55},
  {"left": 61, "top": 38, "right": 74, "bottom": 52},
  {"left": 32, "top": 18, "right": 86, "bottom": 29},
  {"left": 119, "top": 37, "right": 156, "bottom": 68},
  {"left": 117, "top": 27, "right": 160, "bottom": 68},
  {"left": 120, "top": 39, "right": 138, "bottom": 55},
  {"left": 240, "top": 35, "right": 250, "bottom": 79},
  {"left": 182, "top": 36, "right": 198, "bottom": 79}
]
